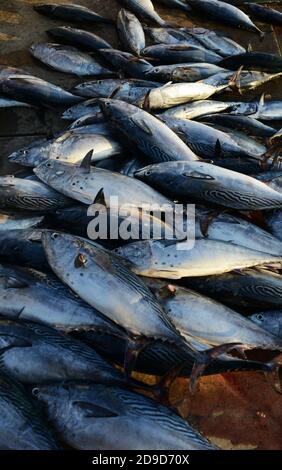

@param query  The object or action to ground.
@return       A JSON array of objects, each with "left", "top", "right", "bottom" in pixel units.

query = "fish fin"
[
  {"left": 73, "top": 401, "right": 119, "bottom": 418},
  {"left": 215, "top": 139, "right": 221, "bottom": 158},
  {"left": 199, "top": 211, "right": 221, "bottom": 237},
  {"left": 130, "top": 116, "right": 152, "bottom": 135},
  {"left": 124, "top": 336, "right": 151, "bottom": 378},
  {"left": 0, "top": 337, "right": 32, "bottom": 353},
  {"left": 265, "top": 361, "right": 282, "bottom": 394},
  {"left": 79, "top": 150, "right": 93, "bottom": 172},
  {"left": 153, "top": 363, "right": 184, "bottom": 406},
  {"left": 247, "top": 43, "right": 253, "bottom": 53},
  {"left": 182, "top": 170, "right": 214, "bottom": 180},
  {"left": 259, "top": 92, "right": 265, "bottom": 107},
  {"left": 189, "top": 342, "right": 243, "bottom": 394},
  {"left": 228, "top": 65, "right": 244, "bottom": 94},
  {"left": 93, "top": 188, "right": 107, "bottom": 208}
]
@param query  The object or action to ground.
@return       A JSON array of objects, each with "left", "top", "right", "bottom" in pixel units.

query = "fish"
[
  {"left": 0, "top": 97, "right": 32, "bottom": 108},
  {"left": 30, "top": 43, "right": 114, "bottom": 77},
  {"left": 33, "top": 383, "right": 217, "bottom": 450},
  {"left": 72, "top": 78, "right": 160, "bottom": 102},
  {"left": 145, "top": 63, "right": 228, "bottom": 82},
  {"left": 0, "top": 212, "right": 44, "bottom": 231},
  {"left": 249, "top": 311, "right": 282, "bottom": 338},
  {"left": 141, "top": 44, "right": 222, "bottom": 65},
  {"left": 144, "top": 279, "right": 282, "bottom": 350},
  {"left": 187, "top": 0, "right": 263, "bottom": 35},
  {"left": 251, "top": 94, "right": 282, "bottom": 121},
  {"left": 34, "top": 153, "right": 172, "bottom": 208},
  {"left": 200, "top": 114, "right": 276, "bottom": 138},
  {"left": 187, "top": 268, "right": 282, "bottom": 309},
  {"left": 0, "top": 262, "right": 119, "bottom": 334},
  {"left": 137, "top": 81, "right": 228, "bottom": 110},
  {"left": 144, "top": 27, "right": 195, "bottom": 44},
  {"left": 219, "top": 52, "right": 282, "bottom": 73},
  {"left": 62, "top": 98, "right": 101, "bottom": 120},
  {"left": 117, "top": 9, "right": 145, "bottom": 56},
  {"left": 79, "top": 329, "right": 280, "bottom": 381},
  {"left": 202, "top": 70, "right": 282, "bottom": 91},
  {"left": 9, "top": 131, "right": 123, "bottom": 167},
  {"left": 244, "top": 3, "right": 282, "bottom": 26},
  {"left": 0, "top": 75, "right": 83, "bottom": 107},
  {"left": 33, "top": 3, "right": 114, "bottom": 23},
  {"left": 194, "top": 209, "right": 282, "bottom": 256},
  {"left": 0, "top": 370, "right": 58, "bottom": 450},
  {"left": 120, "top": 0, "right": 168, "bottom": 26},
  {"left": 185, "top": 27, "right": 246, "bottom": 57},
  {"left": 0, "top": 319, "right": 130, "bottom": 385},
  {"left": 156, "top": 117, "right": 261, "bottom": 159},
  {"left": 99, "top": 99, "right": 199, "bottom": 162},
  {"left": 47, "top": 26, "right": 112, "bottom": 50},
  {"left": 158, "top": 100, "right": 232, "bottom": 120},
  {"left": 54, "top": 201, "right": 180, "bottom": 242},
  {"left": 114, "top": 238, "right": 282, "bottom": 279},
  {"left": 134, "top": 161, "right": 282, "bottom": 210},
  {"left": 0, "top": 175, "right": 71, "bottom": 212},
  {"left": 98, "top": 49, "right": 153, "bottom": 79},
  {"left": 42, "top": 232, "right": 240, "bottom": 382}
]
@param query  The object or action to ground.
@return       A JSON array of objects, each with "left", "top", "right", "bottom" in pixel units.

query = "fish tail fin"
[
  {"left": 189, "top": 342, "right": 244, "bottom": 394},
  {"left": 228, "top": 66, "right": 244, "bottom": 94},
  {"left": 265, "top": 361, "right": 282, "bottom": 394},
  {"left": 152, "top": 363, "right": 184, "bottom": 405}
]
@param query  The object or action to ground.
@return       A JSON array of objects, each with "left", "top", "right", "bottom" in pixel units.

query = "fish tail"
[
  {"left": 265, "top": 361, "right": 282, "bottom": 394},
  {"left": 188, "top": 342, "right": 244, "bottom": 394}
]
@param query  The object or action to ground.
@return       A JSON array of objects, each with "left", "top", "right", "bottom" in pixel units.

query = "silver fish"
[
  {"left": 121, "top": 0, "right": 168, "bottom": 26},
  {"left": 145, "top": 279, "right": 282, "bottom": 350},
  {"left": 30, "top": 43, "right": 114, "bottom": 77},
  {"left": 99, "top": 98, "right": 199, "bottom": 162},
  {"left": 9, "top": 131, "right": 122, "bottom": 167},
  {"left": 142, "top": 44, "right": 222, "bottom": 65},
  {"left": 202, "top": 70, "right": 282, "bottom": 92},
  {"left": 34, "top": 153, "right": 171, "bottom": 207},
  {"left": 47, "top": 26, "right": 112, "bottom": 50},
  {"left": 33, "top": 3, "right": 114, "bottom": 24},
  {"left": 0, "top": 175, "right": 71, "bottom": 212},
  {"left": 98, "top": 49, "right": 153, "bottom": 78},
  {"left": 34, "top": 383, "right": 216, "bottom": 449},
  {"left": 114, "top": 239, "right": 282, "bottom": 278},
  {"left": 145, "top": 63, "right": 228, "bottom": 82},
  {"left": 137, "top": 81, "right": 227, "bottom": 110},
  {"left": 0, "top": 263, "right": 118, "bottom": 333},
  {"left": 186, "top": 27, "right": 246, "bottom": 56},
  {"left": 158, "top": 100, "right": 232, "bottom": 120},
  {"left": 0, "top": 371, "right": 58, "bottom": 450},
  {"left": 135, "top": 161, "right": 282, "bottom": 210},
  {"left": 117, "top": 9, "right": 145, "bottom": 55}
]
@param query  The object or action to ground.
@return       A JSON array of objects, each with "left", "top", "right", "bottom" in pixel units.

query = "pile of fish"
[{"left": 0, "top": 0, "right": 282, "bottom": 450}]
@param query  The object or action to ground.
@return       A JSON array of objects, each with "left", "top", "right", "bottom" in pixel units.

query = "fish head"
[
  {"left": 114, "top": 241, "right": 153, "bottom": 272},
  {"left": 34, "top": 159, "right": 71, "bottom": 186},
  {"left": 33, "top": 4, "right": 56, "bottom": 14},
  {"left": 134, "top": 164, "right": 161, "bottom": 185},
  {"left": 249, "top": 312, "right": 281, "bottom": 337},
  {"left": 99, "top": 98, "right": 136, "bottom": 121}
]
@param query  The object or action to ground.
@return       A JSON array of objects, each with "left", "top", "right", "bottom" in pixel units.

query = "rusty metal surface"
[{"left": 0, "top": 0, "right": 282, "bottom": 449}]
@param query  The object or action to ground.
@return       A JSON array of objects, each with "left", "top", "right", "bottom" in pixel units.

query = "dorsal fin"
[
  {"left": 259, "top": 92, "right": 265, "bottom": 107},
  {"left": 93, "top": 188, "right": 107, "bottom": 207},
  {"left": 79, "top": 150, "right": 93, "bottom": 172}
]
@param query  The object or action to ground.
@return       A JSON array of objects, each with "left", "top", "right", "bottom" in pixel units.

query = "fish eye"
[
  {"left": 32, "top": 387, "right": 40, "bottom": 397},
  {"left": 145, "top": 170, "right": 151, "bottom": 176},
  {"left": 257, "top": 314, "right": 263, "bottom": 321},
  {"left": 51, "top": 232, "right": 59, "bottom": 240}
]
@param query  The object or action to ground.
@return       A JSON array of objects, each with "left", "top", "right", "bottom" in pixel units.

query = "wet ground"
[{"left": 0, "top": 0, "right": 282, "bottom": 450}]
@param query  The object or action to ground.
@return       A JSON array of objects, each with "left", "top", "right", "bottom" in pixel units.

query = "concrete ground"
[{"left": 0, "top": 0, "right": 282, "bottom": 449}]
